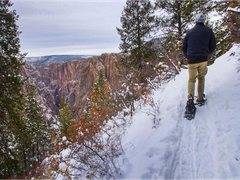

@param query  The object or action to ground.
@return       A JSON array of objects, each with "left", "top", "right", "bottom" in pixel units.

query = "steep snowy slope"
[{"left": 120, "top": 44, "right": 240, "bottom": 179}]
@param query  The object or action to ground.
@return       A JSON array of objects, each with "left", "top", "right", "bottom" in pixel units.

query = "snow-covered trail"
[{"left": 120, "top": 44, "right": 240, "bottom": 179}]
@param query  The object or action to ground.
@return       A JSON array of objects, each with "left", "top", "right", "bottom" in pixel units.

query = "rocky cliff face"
[
  {"left": 70, "top": 53, "right": 123, "bottom": 117},
  {"left": 24, "top": 53, "right": 122, "bottom": 119}
]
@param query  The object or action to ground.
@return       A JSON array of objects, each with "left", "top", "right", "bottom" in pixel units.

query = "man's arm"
[
  {"left": 182, "top": 35, "right": 188, "bottom": 58},
  {"left": 209, "top": 30, "right": 216, "bottom": 55}
]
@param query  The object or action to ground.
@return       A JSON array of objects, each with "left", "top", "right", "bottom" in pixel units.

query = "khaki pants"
[{"left": 188, "top": 61, "right": 208, "bottom": 100}]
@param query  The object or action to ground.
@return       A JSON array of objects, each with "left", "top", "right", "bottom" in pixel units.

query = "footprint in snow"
[{"left": 146, "top": 147, "right": 160, "bottom": 158}]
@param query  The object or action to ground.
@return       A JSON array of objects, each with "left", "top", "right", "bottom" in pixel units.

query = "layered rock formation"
[{"left": 24, "top": 53, "right": 122, "bottom": 119}]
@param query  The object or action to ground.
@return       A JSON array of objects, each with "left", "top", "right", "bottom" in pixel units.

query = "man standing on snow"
[{"left": 182, "top": 13, "right": 216, "bottom": 108}]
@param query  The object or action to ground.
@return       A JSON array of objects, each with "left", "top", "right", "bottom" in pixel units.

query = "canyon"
[{"left": 23, "top": 53, "right": 123, "bottom": 122}]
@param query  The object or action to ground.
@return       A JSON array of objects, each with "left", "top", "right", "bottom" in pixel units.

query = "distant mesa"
[{"left": 24, "top": 55, "right": 94, "bottom": 65}]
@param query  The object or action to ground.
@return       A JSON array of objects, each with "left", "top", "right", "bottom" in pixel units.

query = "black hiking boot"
[
  {"left": 184, "top": 96, "right": 196, "bottom": 120},
  {"left": 196, "top": 94, "right": 207, "bottom": 107}
]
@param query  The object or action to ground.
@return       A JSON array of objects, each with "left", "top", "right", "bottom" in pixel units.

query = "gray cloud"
[{"left": 11, "top": 0, "right": 126, "bottom": 57}]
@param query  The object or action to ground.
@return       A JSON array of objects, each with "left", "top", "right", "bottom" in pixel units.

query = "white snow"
[
  {"left": 228, "top": 7, "right": 240, "bottom": 13},
  {"left": 60, "top": 148, "right": 71, "bottom": 158},
  {"left": 59, "top": 162, "right": 68, "bottom": 173},
  {"left": 119, "top": 44, "right": 240, "bottom": 179}
]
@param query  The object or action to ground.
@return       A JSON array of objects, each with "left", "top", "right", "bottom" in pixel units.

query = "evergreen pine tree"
[
  {"left": 155, "top": 0, "right": 213, "bottom": 40},
  {"left": 116, "top": 0, "right": 160, "bottom": 116},
  {"left": 155, "top": 0, "right": 213, "bottom": 67},
  {"left": 117, "top": 0, "right": 159, "bottom": 70},
  {"left": 85, "top": 70, "right": 113, "bottom": 123},
  {"left": 0, "top": 0, "right": 27, "bottom": 178},
  {"left": 24, "top": 85, "right": 52, "bottom": 174},
  {"left": 57, "top": 97, "right": 75, "bottom": 139}
]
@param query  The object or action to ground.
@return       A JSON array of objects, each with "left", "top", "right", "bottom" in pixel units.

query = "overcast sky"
[{"left": 11, "top": 0, "right": 126, "bottom": 57}]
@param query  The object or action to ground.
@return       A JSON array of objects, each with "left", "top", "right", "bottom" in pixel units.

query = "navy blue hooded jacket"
[{"left": 182, "top": 23, "right": 216, "bottom": 64}]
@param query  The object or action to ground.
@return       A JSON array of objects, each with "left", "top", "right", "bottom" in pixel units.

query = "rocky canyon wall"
[{"left": 24, "top": 53, "right": 122, "bottom": 119}]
